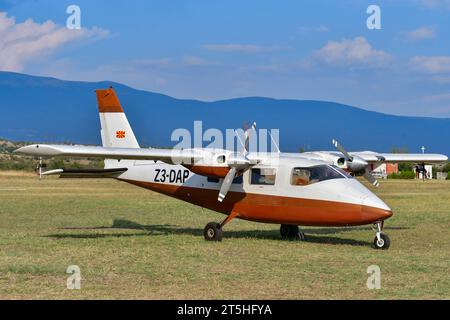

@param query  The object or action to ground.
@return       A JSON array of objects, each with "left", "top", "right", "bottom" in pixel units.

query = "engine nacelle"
[{"left": 336, "top": 156, "right": 368, "bottom": 175}]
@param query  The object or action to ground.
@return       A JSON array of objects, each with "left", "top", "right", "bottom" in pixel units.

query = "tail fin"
[{"left": 96, "top": 87, "right": 139, "bottom": 149}]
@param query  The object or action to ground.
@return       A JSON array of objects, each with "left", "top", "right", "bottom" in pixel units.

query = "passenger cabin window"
[
  {"left": 291, "top": 165, "right": 347, "bottom": 186},
  {"left": 250, "top": 168, "right": 276, "bottom": 185}
]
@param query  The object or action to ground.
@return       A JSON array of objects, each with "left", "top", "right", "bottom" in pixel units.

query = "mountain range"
[{"left": 0, "top": 71, "right": 448, "bottom": 155}]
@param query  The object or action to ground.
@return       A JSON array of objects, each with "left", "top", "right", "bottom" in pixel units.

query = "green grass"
[{"left": 0, "top": 172, "right": 449, "bottom": 299}]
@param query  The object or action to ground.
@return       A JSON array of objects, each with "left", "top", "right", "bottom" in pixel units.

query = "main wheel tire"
[
  {"left": 204, "top": 222, "right": 222, "bottom": 241},
  {"left": 373, "top": 233, "right": 390, "bottom": 250},
  {"left": 280, "top": 225, "right": 306, "bottom": 241},
  {"left": 280, "top": 224, "right": 291, "bottom": 239}
]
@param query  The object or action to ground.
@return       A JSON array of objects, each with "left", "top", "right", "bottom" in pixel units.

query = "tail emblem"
[{"left": 116, "top": 131, "right": 126, "bottom": 139}]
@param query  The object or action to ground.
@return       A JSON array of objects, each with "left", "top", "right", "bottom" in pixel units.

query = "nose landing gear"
[
  {"left": 373, "top": 221, "right": 390, "bottom": 250},
  {"left": 203, "top": 211, "right": 239, "bottom": 242},
  {"left": 204, "top": 222, "right": 222, "bottom": 241}
]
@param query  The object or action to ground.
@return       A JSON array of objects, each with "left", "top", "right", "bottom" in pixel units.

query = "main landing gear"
[
  {"left": 373, "top": 221, "right": 390, "bottom": 250},
  {"left": 204, "top": 212, "right": 239, "bottom": 242},
  {"left": 280, "top": 224, "right": 306, "bottom": 241}
]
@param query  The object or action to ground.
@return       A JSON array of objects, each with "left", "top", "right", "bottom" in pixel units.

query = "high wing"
[
  {"left": 14, "top": 143, "right": 262, "bottom": 202},
  {"left": 13, "top": 87, "right": 265, "bottom": 203},
  {"left": 14, "top": 144, "right": 202, "bottom": 165},
  {"left": 348, "top": 151, "right": 448, "bottom": 163},
  {"left": 303, "top": 151, "right": 448, "bottom": 164}
]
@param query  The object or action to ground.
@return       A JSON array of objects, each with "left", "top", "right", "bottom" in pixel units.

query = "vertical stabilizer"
[{"left": 96, "top": 87, "right": 139, "bottom": 149}]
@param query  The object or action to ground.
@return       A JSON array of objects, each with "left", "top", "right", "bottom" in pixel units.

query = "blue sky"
[{"left": 1, "top": 0, "right": 450, "bottom": 117}]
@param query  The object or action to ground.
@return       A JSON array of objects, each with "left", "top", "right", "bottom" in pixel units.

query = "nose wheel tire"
[
  {"left": 373, "top": 233, "right": 390, "bottom": 250},
  {"left": 280, "top": 224, "right": 306, "bottom": 241},
  {"left": 204, "top": 222, "right": 222, "bottom": 242}
]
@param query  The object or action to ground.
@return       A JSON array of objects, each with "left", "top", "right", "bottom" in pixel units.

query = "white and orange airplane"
[{"left": 15, "top": 88, "right": 448, "bottom": 249}]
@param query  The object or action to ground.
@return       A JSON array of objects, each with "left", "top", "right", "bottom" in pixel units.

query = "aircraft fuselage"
[{"left": 114, "top": 155, "right": 393, "bottom": 227}]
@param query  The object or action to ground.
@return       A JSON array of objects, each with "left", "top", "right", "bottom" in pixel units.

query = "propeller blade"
[
  {"left": 363, "top": 168, "right": 380, "bottom": 187},
  {"left": 218, "top": 167, "right": 237, "bottom": 202},
  {"left": 244, "top": 122, "right": 257, "bottom": 153},
  {"left": 332, "top": 139, "right": 353, "bottom": 161}
]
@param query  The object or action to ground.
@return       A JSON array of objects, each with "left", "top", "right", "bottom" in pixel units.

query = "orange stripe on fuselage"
[
  {"left": 96, "top": 88, "right": 124, "bottom": 113},
  {"left": 119, "top": 179, "right": 392, "bottom": 226},
  {"left": 183, "top": 165, "right": 230, "bottom": 178}
]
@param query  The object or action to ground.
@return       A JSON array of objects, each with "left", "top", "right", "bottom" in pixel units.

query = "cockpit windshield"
[{"left": 291, "top": 165, "right": 351, "bottom": 186}]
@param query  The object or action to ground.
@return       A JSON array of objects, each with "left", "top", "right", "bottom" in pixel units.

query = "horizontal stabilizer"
[{"left": 42, "top": 168, "right": 128, "bottom": 178}]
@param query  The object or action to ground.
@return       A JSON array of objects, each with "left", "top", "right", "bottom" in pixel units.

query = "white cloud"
[
  {"left": 416, "top": 0, "right": 450, "bottom": 9},
  {"left": 314, "top": 37, "right": 391, "bottom": 67},
  {"left": 411, "top": 56, "right": 450, "bottom": 73},
  {"left": 402, "top": 26, "right": 436, "bottom": 42},
  {"left": 202, "top": 44, "right": 284, "bottom": 53},
  {"left": 130, "top": 58, "right": 172, "bottom": 67},
  {"left": 298, "top": 25, "right": 329, "bottom": 33},
  {"left": 0, "top": 11, "right": 108, "bottom": 72},
  {"left": 431, "top": 75, "right": 450, "bottom": 84},
  {"left": 182, "top": 56, "right": 221, "bottom": 67},
  {"left": 422, "top": 93, "right": 450, "bottom": 102}
]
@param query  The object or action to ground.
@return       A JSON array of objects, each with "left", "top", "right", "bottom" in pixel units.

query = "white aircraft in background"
[{"left": 15, "top": 88, "right": 448, "bottom": 249}]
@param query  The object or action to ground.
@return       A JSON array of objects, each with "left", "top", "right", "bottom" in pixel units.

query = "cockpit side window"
[
  {"left": 291, "top": 165, "right": 348, "bottom": 186},
  {"left": 291, "top": 168, "right": 311, "bottom": 185}
]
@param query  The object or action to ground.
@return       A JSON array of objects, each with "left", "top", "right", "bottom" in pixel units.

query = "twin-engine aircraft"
[{"left": 15, "top": 88, "right": 448, "bottom": 250}]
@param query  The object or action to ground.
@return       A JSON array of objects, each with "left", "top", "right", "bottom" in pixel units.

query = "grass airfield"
[{"left": 0, "top": 171, "right": 449, "bottom": 299}]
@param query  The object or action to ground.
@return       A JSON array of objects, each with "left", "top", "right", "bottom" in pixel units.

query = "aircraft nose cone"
[
  {"left": 361, "top": 196, "right": 393, "bottom": 221},
  {"left": 361, "top": 206, "right": 393, "bottom": 221}
]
